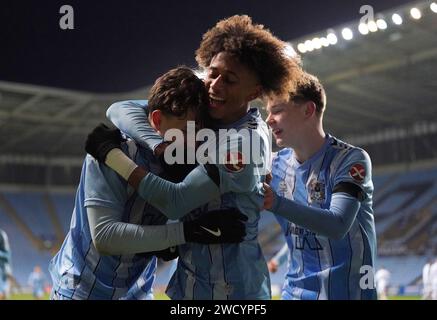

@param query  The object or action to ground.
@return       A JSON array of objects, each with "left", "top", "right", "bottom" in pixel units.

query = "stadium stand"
[{"left": 0, "top": 191, "right": 73, "bottom": 287}]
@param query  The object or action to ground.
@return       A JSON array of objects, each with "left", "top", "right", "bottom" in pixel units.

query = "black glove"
[
  {"left": 154, "top": 246, "right": 179, "bottom": 261},
  {"left": 85, "top": 123, "right": 124, "bottom": 162},
  {"left": 184, "top": 208, "right": 248, "bottom": 244}
]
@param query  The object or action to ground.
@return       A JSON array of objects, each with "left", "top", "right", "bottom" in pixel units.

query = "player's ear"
[
  {"left": 304, "top": 101, "right": 316, "bottom": 118},
  {"left": 245, "top": 85, "right": 262, "bottom": 102},
  {"left": 150, "top": 110, "right": 162, "bottom": 131}
]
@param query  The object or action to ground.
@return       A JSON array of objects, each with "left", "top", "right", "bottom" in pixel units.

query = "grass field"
[
  {"left": 9, "top": 293, "right": 421, "bottom": 300},
  {"left": 10, "top": 293, "right": 50, "bottom": 300},
  {"left": 387, "top": 296, "right": 421, "bottom": 300}
]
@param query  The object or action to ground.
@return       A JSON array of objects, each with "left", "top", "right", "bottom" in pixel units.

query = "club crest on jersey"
[
  {"left": 309, "top": 179, "right": 326, "bottom": 203},
  {"left": 349, "top": 163, "right": 366, "bottom": 183},
  {"left": 279, "top": 180, "right": 288, "bottom": 194},
  {"left": 224, "top": 151, "right": 245, "bottom": 173}
]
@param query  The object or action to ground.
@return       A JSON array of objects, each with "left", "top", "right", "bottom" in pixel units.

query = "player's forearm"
[
  {"left": 104, "top": 150, "right": 221, "bottom": 219},
  {"left": 87, "top": 206, "right": 185, "bottom": 256},
  {"left": 137, "top": 167, "right": 221, "bottom": 220},
  {"left": 271, "top": 192, "right": 361, "bottom": 240},
  {"left": 106, "top": 101, "right": 163, "bottom": 152}
]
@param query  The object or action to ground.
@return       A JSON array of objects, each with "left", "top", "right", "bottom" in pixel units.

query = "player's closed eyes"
[
  {"left": 270, "top": 108, "right": 283, "bottom": 115},
  {"left": 207, "top": 70, "right": 237, "bottom": 85}
]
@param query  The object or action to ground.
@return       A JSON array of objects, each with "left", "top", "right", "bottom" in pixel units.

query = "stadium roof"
[
  {"left": 1, "top": 0, "right": 410, "bottom": 92},
  {"left": 0, "top": 1, "right": 436, "bottom": 176},
  {"left": 293, "top": 1, "right": 437, "bottom": 144}
]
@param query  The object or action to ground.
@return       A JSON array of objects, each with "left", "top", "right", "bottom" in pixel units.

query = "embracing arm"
[
  {"left": 87, "top": 205, "right": 247, "bottom": 256},
  {"left": 85, "top": 125, "right": 254, "bottom": 220},
  {"left": 87, "top": 206, "right": 185, "bottom": 256},
  {"left": 106, "top": 100, "right": 164, "bottom": 153},
  {"left": 128, "top": 165, "right": 222, "bottom": 220},
  {"left": 268, "top": 188, "right": 361, "bottom": 240},
  {"left": 85, "top": 132, "right": 222, "bottom": 220}
]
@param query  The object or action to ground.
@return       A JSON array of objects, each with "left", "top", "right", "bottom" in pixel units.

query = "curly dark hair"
[
  {"left": 291, "top": 73, "right": 327, "bottom": 116},
  {"left": 196, "top": 15, "right": 304, "bottom": 98},
  {"left": 148, "top": 66, "right": 209, "bottom": 124}
]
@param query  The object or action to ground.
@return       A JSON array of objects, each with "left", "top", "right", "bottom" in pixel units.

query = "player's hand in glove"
[
  {"left": 184, "top": 208, "right": 248, "bottom": 244},
  {"left": 154, "top": 246, "right": 179, "bottom": 261},
  {"left": 85, "top": 123, "right": 125, "bottom": 162}
]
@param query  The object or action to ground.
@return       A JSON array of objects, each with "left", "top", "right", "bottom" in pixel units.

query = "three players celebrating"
[{"left": 50, "top": 15, "right": 376, "bottom": 300}]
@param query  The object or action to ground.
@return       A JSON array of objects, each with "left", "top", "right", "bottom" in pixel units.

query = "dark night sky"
[{"left": 1, "top": 0, "right": 413, "bottom": 93}]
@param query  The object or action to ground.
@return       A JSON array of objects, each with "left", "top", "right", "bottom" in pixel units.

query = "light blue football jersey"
[
  {"left": 271, "top": 134, "right": 377, "bottom": 300},
  {"left": 49, "top": 141, "right": 166, "bottom": 300},
  {"left": 106, "top": 101, "right": 272, "bottom": 299},
  {"left": 166, "top": 108, "right": 272, "bottom": 300}
]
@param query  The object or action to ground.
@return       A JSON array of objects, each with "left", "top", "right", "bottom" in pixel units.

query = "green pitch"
[
  {"left": 10, "top": 293, "right": 50, "bottom": 300},
  {"left": 388, "top": 295, "right": 421, "bottom": 300}
]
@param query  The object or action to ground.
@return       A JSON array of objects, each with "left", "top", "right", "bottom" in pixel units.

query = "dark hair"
[
  {"left": 195, "top": 15, "right": 305, "bottom": 99},
  {"left": 291, "top": 73, "right": 326, "bottom": 115},
  {"left": 148, "top": 66, "right": 209, "bottom": 124}
]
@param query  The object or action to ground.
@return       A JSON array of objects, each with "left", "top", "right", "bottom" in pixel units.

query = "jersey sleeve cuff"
[{"left": 84, "top": 199, "right": 125, "bottom": 212}]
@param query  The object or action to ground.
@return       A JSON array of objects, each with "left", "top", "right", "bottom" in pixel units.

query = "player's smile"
[
  {"left": 204, "top": 52, "right": 261, "bottom": 124},
  {"left": 272, "top": 128, "right": 283, "bottom": 138},
  {"left": 209, "top": 94, "right": 226, "bottom": 109}
]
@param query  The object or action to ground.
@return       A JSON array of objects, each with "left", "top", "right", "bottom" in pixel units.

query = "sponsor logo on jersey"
[
  {"left": 279, "top": 180, "right": 288, "bottom": 194},
  {"left": 286, "top": 223, "right": 323, "bottom": 250}
]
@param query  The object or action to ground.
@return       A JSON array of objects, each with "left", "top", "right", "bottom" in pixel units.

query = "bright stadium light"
[
  {"left": 358, "top": 23, "right": 369, "bottom": 35},
  {"left": 312, "top": 37, "right": 322, "bottom": 49},
  {"left": 320, "top": 37, "right": 330, "bottom": 47},
  {"left": 368, "top": 20, "right": 378, "bottom": 32},
  {"left": 376, "top": 19, "right": 388, "bottom": 30},
  {"left": 392, "top": 13, "right": 403, "bottom": 25},
  {"left": 341, "top": 28, "right": 353, "bottom": 40},
  {"left": 304, "top": 39, "right": 314, "bottom": 52},
  {"left": 284, "top": 43, "right": 297, "bottom": 58},
  {"left": 431, "top": 2, "right": 437, "bottom": 13},
  {"left": 297, "top": 43, "right": 307, "bottom": 53},
  {"left": 327, "top": 32, "right": 338, "bottom": 45},
  {"left": 410, "top": 7, "right": 422, "bottom": 19}
]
